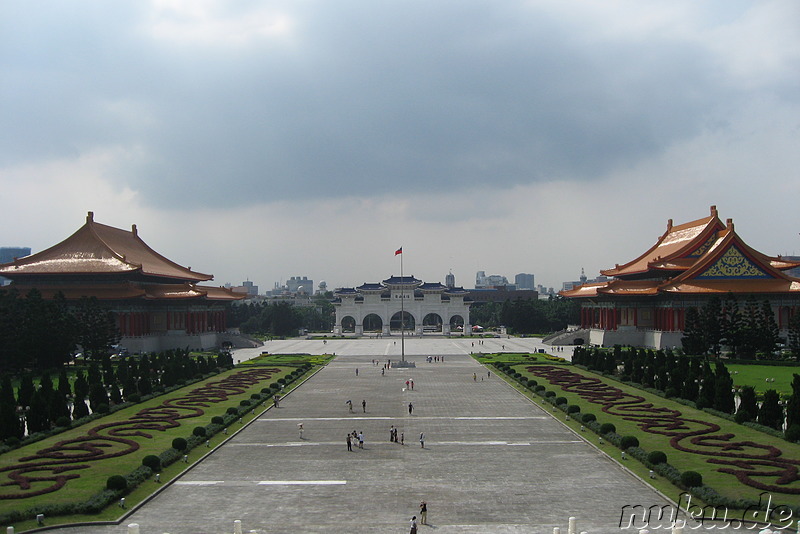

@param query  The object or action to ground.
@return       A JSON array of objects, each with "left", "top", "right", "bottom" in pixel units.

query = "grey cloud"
[{"left": 0, "top": 1, "right": 770, "bottom": 207}]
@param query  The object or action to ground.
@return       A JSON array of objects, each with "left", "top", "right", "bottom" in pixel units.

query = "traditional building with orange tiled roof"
[
  {"left": 0, "top": 212, "right": 244, "bottom": 353},
  {"left": 560, "top": 206, "right": 800, "bottom": 349}
]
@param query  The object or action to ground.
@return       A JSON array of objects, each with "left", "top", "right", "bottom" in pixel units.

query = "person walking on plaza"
[
  {"left": 355, "top": 368, "right": 359, "bottom": 377},
  {"left": 297, "top": 423, "right": 304, "bottom": 439},
  {"left": 419, "top": 501, "right": 428, "bottom": 525},
  {"left": 419, "top": 432, "right": 425, "bottom": 448},
  {"left": 346, "top": 399, "right": 353, "bottom": 412},
  {"left": 362, "top": 399, "right": 366, "bottom": 413},
  {"left": 410, "top": 379, "right": 414, "bottom": 390},
  {"left": 473, "top": 373, "right": 477, "bottom": 381},
  {"left": 408, "top": 402, "right": 413, "bottom": 415},
  {"left": 409, "top": 516, "right": 418, "bottom": 534},
  {"left": 346, "top": 433, "right": 352, "bottom": 451},
  {"left": 358, "top": 431, "right": 364, "bottom": 449}
]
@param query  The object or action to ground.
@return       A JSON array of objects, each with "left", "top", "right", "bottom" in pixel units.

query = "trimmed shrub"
[
  {"left": 127, "top": 393, "right": 141, "bottom": 403},
  {"left": 555, "top": 397, "right": 567, "bottom": 405},
  {"left": 681, "top": 470, "right": 703, "bottom": 488},
  {"left": 250, "top": 393, "right": 261, "bottom": 400},
  {"left": 599, "top": 423, "right": 616, "bottom": 434},
  {"left": 211, "top": 416, "right": 224, "bottom": 425},
  {"left": 620, "top": 435, "right": 639, "bottom": 449},
  {"left": 226, "top": 407, "right": 239, "bottom": 415},
  {"left": 647, "top": 451, "right": 667, "bottom": 465},
  {"left": 567, "top": 405, "right": 580, "bottom": 414},
  {"left": 172, "top": 437, "right": 188, "bottom": 451},
  {"left": 261, "top": 387, "right": 272, "bottom": 394},
  {"left": 785, "top": 424, "right": 800, "bottom": 443},
  {"left": 106, "top": 475, "right": 128, "bottom": 491},
  {"left": 142, "top": 455, "right": 161, "bottom": 472},
  {"left": 192, "top": 426, "right": 207, "bottom": 437},
  {"left": 55, "top": 416, "right": 71, "bottom": 428},
  {"left": 239, "top": 399, "right": 251, "bottom": 407},
  {"left": 527, "top": 379, "right": 538, "bottom": 388},
  {"left": 534, "top": 385, "right": 545, "bottom": 392},
  {"left": 544, "top": 391, "right": 556, "bottom": 398},
  {"left": 95, "top": 403, "right": 110, "bottom": 414},
  {"left": 270, "top": 382, "right": 280, "bottom": 389},
  {"left": 581, "top": 413, "right": 596, "bottom": 423},
  {"left": 277, "top": 378, "right": 287, "bottom": 385}
]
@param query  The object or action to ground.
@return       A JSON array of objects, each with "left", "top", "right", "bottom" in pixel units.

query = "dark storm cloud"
[{"left": 0, "top": 1, "right": 747, "bottom": 206}]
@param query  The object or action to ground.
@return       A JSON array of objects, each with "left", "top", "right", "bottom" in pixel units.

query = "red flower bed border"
[
  {"left": 0, "top": 368, "right": 281, "bottom": 500},
  {"left": 526, "top": 365, "right": 800, "bottom": 495}
]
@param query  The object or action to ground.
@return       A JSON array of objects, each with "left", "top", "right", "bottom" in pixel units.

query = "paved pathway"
[{"left": 41, "top": 338, "right": 681, "bottom": 533}]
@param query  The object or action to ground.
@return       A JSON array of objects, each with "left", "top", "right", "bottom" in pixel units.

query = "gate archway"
[
  {"left": 423, "top": 313, "right": 443, "bottom": 333},
  {"left": 390, "top": 311, "right": 415, "bottom": 332},
  {"left": 363, "top": 313, "right": 383, "bottom": 332},
  {"left": 341, "top": 316, "right": 356, "bottom": 333}
]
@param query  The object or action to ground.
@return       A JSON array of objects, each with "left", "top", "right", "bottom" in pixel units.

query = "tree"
[
  {"left": 737, "top": 386, "right": 757, "bottom": 422},
  {"left": 785, "top": 374, "right": 800, "bottom": 430},
  {"left": 758, "top": 300, "right": 780, "bottom": 357},
  {"left": 0, "top": 399, "right": 22, "bottom": 440},
  {"left": 72, "top": 395, "right": 90, "bottom": 420},
  {"left": 701, "top": 297, "right": 723, "bottom": 356},
  {"left": 697, "top": 360, "right": 716, "bottom": 409},
  {"left": 757, "top": 389, "right": 783, "bottom": 431},
  {"left": 789, "top": 311, "right": 800, "bottom": 361},
  {"left": 720, "top": 293, "right": 742, "bottom": 355},
  {"left": 682, "top": 307, "right": 706, "bottom": 355},
  {"left": 89, "top": 383, "right": 109, "bottom": 412},
  {"left": 17, "top": 374, "right": 35, "bottom": 408},
  {"left": 712, "top": 362, "right": 735, "bottom": 414},
  {"left": 75, "top": 297, "right": 119, "bottom": 360},
  {"left": 739, "top": 296, "right": 761, "bottom": 359},
  {"left": 26, "top": 390, "right": 50, "bottom": 433}
]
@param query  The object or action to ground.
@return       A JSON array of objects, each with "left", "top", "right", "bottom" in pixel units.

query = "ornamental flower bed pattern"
[
  {"left": 527, "top": 365, "right": 800, "bottom": 495},
  {"left": 0, "top": 367, "right": 281, "bottom": 500}
]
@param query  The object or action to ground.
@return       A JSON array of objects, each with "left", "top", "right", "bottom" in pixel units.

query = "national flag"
[{"left": 395, "top": 247, "right": 403, "bottom": 256}]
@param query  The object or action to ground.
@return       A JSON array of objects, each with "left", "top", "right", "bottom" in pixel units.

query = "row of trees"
[
  {"left": 469, "top": 296, "right": 579, "bottom": 334},
  {"left": 681, "top": 294, "right": 787, "bottom": 359},
  {"left": 573, "top": 346, "right": 787, "bottom": 430},
  {"left": 0, "top": 349, "right": 234, "bottom": 441},
  {"left": 229, "top": 297, "right": 336, "bottom": 337},
  {"left": 0, "top": 288, "right": 119, "bottom": 372}
]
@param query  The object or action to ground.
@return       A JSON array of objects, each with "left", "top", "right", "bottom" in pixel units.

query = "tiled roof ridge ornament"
[
  {"left": 131, "top": 224, "right": 138, "bottom": 237},
  {"left": 726, "top": 218, "right": 734, "bottom": 230},
  {"left": 667, "top": 219, "right": 673, "bottom": 230}
]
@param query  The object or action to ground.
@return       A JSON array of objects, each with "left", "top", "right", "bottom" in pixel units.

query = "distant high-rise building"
[
  {"left": 475, "top": 271, "right": 509, "bottom": 288},
  {"left": 445, "top": 271, "right": 455, "bottom": 288},
  {"left": 287, "top": 276, "right": 313, "bottom": 295},
  {"left": 515, "top": 273, "right": 534, "bottom": 290}
]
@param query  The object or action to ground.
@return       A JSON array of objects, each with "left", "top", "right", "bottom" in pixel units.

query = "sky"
[{"left": 1, "top": 0, "right": 799, "bottom": 292}]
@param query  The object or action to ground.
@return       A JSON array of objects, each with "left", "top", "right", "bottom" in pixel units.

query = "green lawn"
[
  {"left": 479, "top": 354, "right": 800, "bottom": 513},
  {"left": 726, "top": 363, "right": 800, "bottom": 396},
  {"left": 0, "top": 355, "right": 328, "bottom": 529}
]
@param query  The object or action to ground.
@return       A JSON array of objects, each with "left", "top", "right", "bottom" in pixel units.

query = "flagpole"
[{"left": 400, "top": 249, "right": 405, "bottom": 363}]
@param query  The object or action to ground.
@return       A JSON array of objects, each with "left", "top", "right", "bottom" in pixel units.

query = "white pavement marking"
[
  {"left": 228, "top": 440, "right": 583, "bottom": 447},
  {"left": 258, "top": 416, "right": 546, "bottom": 422},
  {"left": 258, "top": 480, "right": 347, "bottom": 485},
  {"left": 174, "top": 481, "right": 224, "bottom": 485}
]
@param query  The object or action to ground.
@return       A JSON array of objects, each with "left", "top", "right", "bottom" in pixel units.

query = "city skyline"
[{"left": 1, "top": 1, "right": 798, "bottom": 291}]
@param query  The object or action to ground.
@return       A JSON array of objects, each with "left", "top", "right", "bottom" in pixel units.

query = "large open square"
[{"left": 40, "top": 337, "right": 683, "bottom": 533}]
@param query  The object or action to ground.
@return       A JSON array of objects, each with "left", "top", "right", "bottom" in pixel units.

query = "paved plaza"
[{"left": 41, "top": 337, "right": 684, "bottom": 534}]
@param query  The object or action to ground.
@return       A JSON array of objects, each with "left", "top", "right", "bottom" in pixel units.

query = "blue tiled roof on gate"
[
  {"left": 357, "top": 283, "right": 384, "bottom": 291},
  {"left": 382, "top": 275, "right": 422, "bottom": 285},
  {"left": 419, "top": 282, "right": 447, "bottom": 291}
]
